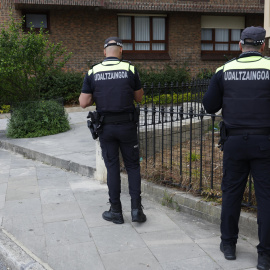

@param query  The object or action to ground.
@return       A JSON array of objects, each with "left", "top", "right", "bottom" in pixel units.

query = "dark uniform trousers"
[
  {"left": 221, "top": 134, "right": 270, "bottom": 255},
  {"left": 99, "top": 122, "right": 141, "bottom": 205}
]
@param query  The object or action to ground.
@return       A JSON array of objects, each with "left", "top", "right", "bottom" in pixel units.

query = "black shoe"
[
  {"left": 220, "top": 242, "right": 236, "bottom": 260},
  {"left": 131, "top": 198, "right": 146, "bottom": 223},
  {"left": 102, "top": 201, "right": 124, "bottom": 224},
  {"left": 257, "top": 252, "right": 270, "bottom": 270}
]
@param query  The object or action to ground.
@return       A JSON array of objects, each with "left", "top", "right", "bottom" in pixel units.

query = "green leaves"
[
  {"left": 6, "top": 100, "right": 70, "bottom": 138},
  {"left": 0, "top": 13, "right": 72, "bottom": 104},
  {"left": 141, "top": 92, "right": 193, "bottom": 105},
  {"left": 137, "top": 63, "right": 191, "bottom": 86},
  {"left": 38, "top": 70, "right": 84, "bottom": 104}
]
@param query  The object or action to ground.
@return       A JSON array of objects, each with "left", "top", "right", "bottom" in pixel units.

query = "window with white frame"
[
  {"left": 201, "top": 16, "right": 245, "bottom": 58},
  {"left": 118, "top": 15, "right": 167, "bottom": 52},
  {"left": 201, "top": 28, "right": 242, "bottom": 52}
]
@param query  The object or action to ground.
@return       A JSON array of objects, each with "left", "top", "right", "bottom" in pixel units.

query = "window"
[
  {"left": 118, "top": 15, "right": 167, "bottom": 53},
  {"left": 201, "top": 16, "right": 244, "bottom": 60},
  {"left": 201, "top": 28, "right": 242, "bottom": 52},
  {"left": 23, "top": 12, "right": 49, "bottom": 31}
]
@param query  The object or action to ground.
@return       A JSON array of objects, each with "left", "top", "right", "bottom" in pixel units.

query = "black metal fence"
[{"left": 137, "top": 80, "right": 256, "bottom": 208}]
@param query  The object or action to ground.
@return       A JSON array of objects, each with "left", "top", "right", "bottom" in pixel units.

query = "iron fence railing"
[{"left": 135, "top": 80, "right": 256, "bottom": 209}]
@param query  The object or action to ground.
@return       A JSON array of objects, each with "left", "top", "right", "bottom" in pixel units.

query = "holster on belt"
[
  {"left": 218, "top": 121, "right": 227, "bottom": 151},
  {"left": 87, "top": 111, "right": 103, "bottom": 140}
]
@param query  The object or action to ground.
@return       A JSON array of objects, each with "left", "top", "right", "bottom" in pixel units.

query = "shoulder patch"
[
  {"left": 121, "top": 60, "right": 136, "bottom": 74},
  {"left": 122, "top": 59, "right": 132, "bottom": 64},
  {"left": 225, "top": 57, "right": 236, "bottom": 64},
  {"left": 215, "top": 58, "right": 236, "bottom": 74},
  {"left": 88, "top": 62, "right": 102, "bottom": 75},
  {"left": 91, "top": 62, "right": 101, "bottom": 69},
  {"left": 215, "top": 66, "right": 224, "bottom": 73}
]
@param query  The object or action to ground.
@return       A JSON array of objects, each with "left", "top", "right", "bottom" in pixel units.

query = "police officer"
[
  {"left": 79, "top": 37, "right": 146, "bottom": 224},
  {"left": 203, "top": 26, "right": 270, "bottom": 270}
]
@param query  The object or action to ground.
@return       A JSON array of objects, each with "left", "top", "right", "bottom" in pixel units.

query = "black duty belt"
[
  {"left": 227, "top": 128, "right": 270, "bottom": 136},
  {"left": 102, "top": 113, "right": 134, "bottom": 124}
]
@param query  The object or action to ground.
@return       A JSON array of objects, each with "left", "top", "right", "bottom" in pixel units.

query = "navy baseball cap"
[
  {"left": 104, "top": 37, "right": 123, "bottom": 48},
  {"left": 240, "top": 26, "right": 266, "bottom": 46}
]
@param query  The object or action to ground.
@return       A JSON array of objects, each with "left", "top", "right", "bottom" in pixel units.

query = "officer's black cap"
[
  {"left": 240, "top": 26, "right": 266, "bottom": 46},
  {"left": 104, "top": 37, "right": 123, "bottom": 48}
]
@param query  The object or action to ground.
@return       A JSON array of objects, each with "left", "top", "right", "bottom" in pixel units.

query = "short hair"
[{"left": 241, "top": 38, "right": 262, "bottom": 51}]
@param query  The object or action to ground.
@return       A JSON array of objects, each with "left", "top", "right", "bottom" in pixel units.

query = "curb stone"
[
  {"left": 0, "top": 229, "right": 53, "bottom": 270},
  {"left": 0, "top": 141, "right": 95, "bottom": 178}
]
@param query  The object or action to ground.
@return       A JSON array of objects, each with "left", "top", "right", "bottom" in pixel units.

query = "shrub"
[
  {"left": 141, "top": 92, "right": 193, "bottom": 105},
  {"left": 39, "top": 70, "right": 84, "bottom": 104},
  {"left": 196, "top": 68, "right": 215, "bottom": 80},
  {"left": 0, "top": 105, "right": 11, "bottom": 114},
  {"left": 0, "top": 13, "right": 72, "bottom": 104},
  {"left": 7, "top": 100, "right": 70, "bottom": 138},
  {"left": 137, "top": 63, "right": 191, "bottom": 87}
]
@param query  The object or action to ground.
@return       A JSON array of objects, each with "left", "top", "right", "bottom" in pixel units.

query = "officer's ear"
[
  {"left": 104, "top": 49, "right": 106, "bottom": 57},
  {"left": 239, "top": 41, "right": 243, "bottom": 52},
  {"left": 260, "top": 43, "right": 265, "bottom": 52}
]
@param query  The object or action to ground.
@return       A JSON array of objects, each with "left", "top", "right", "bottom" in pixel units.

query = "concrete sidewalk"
[{"left": 0, "top": 110, "right": 259, "bottom": 270}]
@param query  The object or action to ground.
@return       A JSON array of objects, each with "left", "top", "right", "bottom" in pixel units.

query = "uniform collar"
[
  {"left": 103, "top": 57, "right": 121, "bottom": 61},
  {"left": 238, "top": 51, "right": 262, "bottom": 59}
]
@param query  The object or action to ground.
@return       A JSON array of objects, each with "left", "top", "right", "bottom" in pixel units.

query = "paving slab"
[
  {"left": 42, "top": 202, "right": 83, "bottom": 223},
  {"left": 161, "top": 256, "right": 222, "bottom": 270},
  {"left": 90, "top": 223, "right": 147, "bottom": 254},
  {"left": 47, "top": 242, "right": 105, "bottom": 270},
  {"left": 44, "top": 219, "right": 91, "bottom": 247},
  {"left": 100, "top": 248, "right": 163, "bottom": 270}
]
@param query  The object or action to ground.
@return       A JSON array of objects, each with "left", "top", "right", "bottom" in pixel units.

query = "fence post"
[
  {"left": 161, "top": 105, "right": 165, "bottom": 167},
  {"left": 176, "top": 81, "right": 179, "bottom": 120},
  {"left": 158, "top": 82, "right": 161, "bottom": 123},
  {"left": 143, "top": 83, "right": 147, "bottom": 104},
  {"left": 189, "top": 107, "right": 194, "bottom": 189},
  {"left": 179, "top": 106, "right": 184, "bottom": 185},
  {"left": 137, "top": 103, "right": 141, "bottom": 150},
  {"left": 144, "top": 105, "right": 148, "bottom": 169},
  {"left": 170, "top": 105, "right": 174, "bottom": 180},
  {"left": 185, "top": 81, "right": 189, "bottom": 119},
  {"left": 170, "top": 81, "right": 174, "bottom": 107},
  {"left": 164, "top": 82, "right": 168, "bottom": 122},
  {"left": 151, "top": 82, "right": 154, "bottom": 110},
  {"left": 199, "top": 107, "right": 205, "bottom": 192},
  {"left": 211, "top": 114, "right": 216, "bottom": 189},
  {"left": 152, "top": 105, "right": 156, "bottom": 167}
]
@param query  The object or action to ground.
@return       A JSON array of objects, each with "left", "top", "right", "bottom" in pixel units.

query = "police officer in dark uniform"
[
  {"left": 79, "top": 37, "right": 146, "bottom": 225},
  {"left": 203, "top": 26, "right": 270, "bottom": 270}
]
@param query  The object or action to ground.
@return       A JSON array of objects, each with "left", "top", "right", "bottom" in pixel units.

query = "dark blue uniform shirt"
[
  {"left": 81, "top": 57, "right": 141, "bottom": 95},
  {"left": 203, "top": 52, "right": 270, "bottom": 129}
]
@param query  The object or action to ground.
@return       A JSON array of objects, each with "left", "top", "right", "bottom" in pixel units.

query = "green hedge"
[
  {"left": 39, "top": 70, "right": 84, "bottom": 104},
  {"left": 0, "top": 13, "right": 72, "bottom": 104},
  {"left": 137, "top": 64, "right": 191, "bottom": 86},
  {"left": 7, "top": 100, "right": 70, "bottom": 138},
  {"left": 141, "top": 93, "right": 193, "bottom": 105},
  {"left": 0, "top": 105, "right": 11, "bottom": 114},
  {"left": 196, "top": 68, "right": 215, "bottom": 80}
]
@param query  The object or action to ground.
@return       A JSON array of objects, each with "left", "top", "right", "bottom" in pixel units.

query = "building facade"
[{"left": 0, "top": 0, "right": 267, "bottom": 76}]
